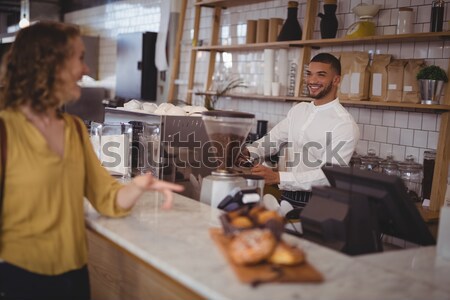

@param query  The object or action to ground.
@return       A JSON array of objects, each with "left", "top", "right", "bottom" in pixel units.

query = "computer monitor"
[{"left": 299, "top": 165, "right": 436, "bottom": 255}]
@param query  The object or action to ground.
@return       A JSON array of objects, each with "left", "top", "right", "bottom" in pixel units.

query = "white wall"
[{"left": 65, "top": 0, "right": 447, "bottom": 164}]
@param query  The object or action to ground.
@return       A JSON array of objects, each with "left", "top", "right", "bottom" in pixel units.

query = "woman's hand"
[
  {"left": 251, "top": 164, "right": 280, "bottom": 185},
  {"left": 132, "top": 173, "right": 184, "bottom": 209},
  {"left": 117, "top": 174, "right": 184, "bottom": 210}
]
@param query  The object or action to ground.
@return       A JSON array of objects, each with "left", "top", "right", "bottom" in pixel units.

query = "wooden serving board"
[{"left": 209, "top": 228, "right": 324, "bottom": 285}]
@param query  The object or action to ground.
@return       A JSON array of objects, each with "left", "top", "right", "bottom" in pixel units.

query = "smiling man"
[{"left": 245, "top": 53, "right": 360, "bottom": 209}]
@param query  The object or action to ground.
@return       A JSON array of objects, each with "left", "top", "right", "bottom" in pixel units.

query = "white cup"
[{"left": 271, "top": 82, "right": 281, "bottom": 96}]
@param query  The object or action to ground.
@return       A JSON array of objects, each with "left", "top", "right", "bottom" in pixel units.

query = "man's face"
[{"left": 305, "top": 62, "right": 340, "bottom": 100}]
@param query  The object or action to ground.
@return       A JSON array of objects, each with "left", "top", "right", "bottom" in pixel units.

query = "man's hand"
[
  {"left": 235, "top": 146, "right": 253, "bottom": 168},
  {"left": 251, "top": 164, "right": 280, "bottom": 185}
]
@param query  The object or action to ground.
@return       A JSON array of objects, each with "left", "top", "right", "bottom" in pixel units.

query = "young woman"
[{"left": 0, "top": 21, "right": 183, "bottom": 300}]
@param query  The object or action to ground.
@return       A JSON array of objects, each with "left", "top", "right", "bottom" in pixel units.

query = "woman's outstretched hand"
[
  {"left": 117, "top": 173, "right": 184, "bottom": 210},
  {"left": 132, "top": 173, "right": 184, "bottom": 209}
]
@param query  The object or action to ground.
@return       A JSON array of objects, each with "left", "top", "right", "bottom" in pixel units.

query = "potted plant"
[
  {"left": 203, "top": 77, "right": 246, "bottom": 110},
  {"left": 416, "top": 65, "right": 448, "bottom": 105}
]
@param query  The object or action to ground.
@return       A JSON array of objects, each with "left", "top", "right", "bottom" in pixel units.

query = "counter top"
[{"left": 85, "top": 192, "right": 450, "bottom": 300}]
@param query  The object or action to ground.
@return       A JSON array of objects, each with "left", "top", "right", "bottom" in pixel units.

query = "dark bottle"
[
  {"left": 422, "top": 150, "right": 436, "bottom": 200},
  {"left": 256, "top": 120, "right": 268, "bottom": 139},
  {"left": 318, "top": 1, "right": 338, "bottom": 39},
  {"left": 430, "top": 0, "right": 445, "bottom": 32},
  {"left": 277, "top": 1, "right": 302, "bottom": 41}
]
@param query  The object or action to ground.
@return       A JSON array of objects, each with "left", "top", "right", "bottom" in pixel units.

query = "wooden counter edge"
[{"left": 86, "top": 228, "right": 204, "bottom": 300}]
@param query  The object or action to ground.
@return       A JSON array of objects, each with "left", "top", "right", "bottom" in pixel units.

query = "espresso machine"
[{"left": 199, "top": 111, "right": 260, "bottom": 208}]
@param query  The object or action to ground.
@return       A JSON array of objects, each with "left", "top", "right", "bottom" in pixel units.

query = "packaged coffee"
[
  {"left": 402, "top": 59, "right": 425, "bottom": 103},
  {"left": 370, "top": 54, "right": 391, "bottom": 101},
  {"left": 349, "top": 51, "right": 370, "bottom": 100},
  {"left": 338, "top": 52, "right": 354, "bottom": 100},
  {"left": 386, "top": 59, "right": 407, "bottom": 102}
]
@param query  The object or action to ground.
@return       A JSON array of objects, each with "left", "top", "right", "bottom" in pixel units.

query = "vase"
[
  {"left": 418, "top": 79, "right": 445, "bottom": 104},
  {"left": 318, "top": 4, "right": 338, "bottom": 39}
]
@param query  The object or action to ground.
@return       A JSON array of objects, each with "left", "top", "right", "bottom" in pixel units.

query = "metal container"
[{"left": 419, "top": 79, "right": 444, "bottom": 104}]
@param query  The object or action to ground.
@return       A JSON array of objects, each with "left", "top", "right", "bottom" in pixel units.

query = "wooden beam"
[
  {"left": 186, "top": 1, "right": 202, "bottom": 104},
  {"left": 168, "top": 0, "right": 188, "bottom": 103}
]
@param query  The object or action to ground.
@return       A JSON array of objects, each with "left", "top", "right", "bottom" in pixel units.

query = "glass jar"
[
  {"left": 360, "top": 149, "right": 381, "bottom": 172},
  {"left": 379, "top": 154, "right": 399, "bottom": 176},
  {"left": 398, "top": 155, "right": 423, "bottom": 202},
  {"left": 350, "top": 152, "right": 362, "bottom": 168}
]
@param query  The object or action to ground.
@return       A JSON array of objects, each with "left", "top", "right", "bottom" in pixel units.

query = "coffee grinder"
[{"left": 199, "top": 111, "right": 257, "bottom": 208}]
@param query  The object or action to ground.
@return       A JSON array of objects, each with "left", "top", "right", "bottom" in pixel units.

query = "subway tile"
[
  {"left": 393, "top": 145, "right": 406, "bottom": 161},
  {"left": 364, "top": 125, "right": 376, "bottom": 141},
  {"left": 408, "top": 112, "right": 423, "bottom": 129},
  {"left": 428, "top": 41, "right": 444, "bottom": 58},
  {"left": 400, "top": 128, "right": 414, "bottom": 146},
  {"left": 417, "top": 5, "right": 431, "bottom": 23},
  {"left": 347, "top": 107, "right": 360, "bottom": 122},
  {"left": 387, "top": 127, "right": 401, "bottom": 144},
  {"left": 395, "top": 111, "right": 409, "bottom": 128},
  {"left": 427, "top": 131, "right": 438, "bottom": 149},
  {"left": 405, "top": 147, "right": 420, "bottom": 162},
  {"left": 379, "top": 143, "right": 393, "bottom": 159},
  {"left": 370, "top": 110, "right": 383, "bottom": 125},
  {"left": 358, "top": 110, "right": 371, "bottom": 124},
  {"left": 400, "top": 43, "right": 415, "bottom": 58},
  {"left": 413, "top": 130, "right": 428, "bottom": 148},
  {"left": 357, "top": 123, "right": 364, "bottom": 137},
  {"left": 422, "top": 114, "right": 437, "bottom": 131},
  {"left": 375, "top": 126, "right": 388, "bottom": 143},
  {"left": 414, "top": 42, "right": 429, "bottom": 58},
  {"left": 382, "top": 110, "right": 396, "bottom": 126},
  {"left": 368, "top": 141, "right": 381, "bottom": 155},
  {"left": 356, "top": 140, "right": 369, "bottom": 156},
  {"left": 398, "top": 0, "right": 412, "bottom": 7}
]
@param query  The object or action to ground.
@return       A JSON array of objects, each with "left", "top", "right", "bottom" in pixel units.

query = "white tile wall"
[{"left": 65, "top": 0, "right": 445, "bottom": 163}]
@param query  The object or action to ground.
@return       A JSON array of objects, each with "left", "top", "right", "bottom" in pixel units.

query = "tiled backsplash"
[{"left": 65, "top": 0, "right": 446, "bottom": 164}]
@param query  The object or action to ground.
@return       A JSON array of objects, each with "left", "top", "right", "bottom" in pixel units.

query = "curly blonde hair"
[{"left": 0, "top": 21, "right": 80, "bottom": 112}]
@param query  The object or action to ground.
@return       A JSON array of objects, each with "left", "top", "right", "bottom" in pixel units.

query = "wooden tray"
[{"left": 209, "top": 228, "right": 324, "bottom": 285}]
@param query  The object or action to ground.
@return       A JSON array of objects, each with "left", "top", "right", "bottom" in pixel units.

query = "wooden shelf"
[
  {"left": 193, "top": 31, "right": 450, "bottom": 52},
  {"left": 196, "top": 0, "right": 270, "bottom": 8},
  {"left": 193, "top": 91, "right": 450, "bottom": 111}
]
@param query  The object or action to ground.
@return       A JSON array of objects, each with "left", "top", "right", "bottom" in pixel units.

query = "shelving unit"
[
  {"left": 194, "top": 91, "right": 450, "bottom": 111},
  {"left": 170, "top": 0, "right": 450, "bottom": 212}
]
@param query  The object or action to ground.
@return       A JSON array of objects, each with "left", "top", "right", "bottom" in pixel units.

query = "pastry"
[
  {"left": 267, "top": 242, "right": 305, "bottom": 266},
  {"left": 256, "top": 210, "right": 284, "bottom": 225},
  {"left": 229, "top": 229, "right": 277, "bottom": 265},
  {"left": 230, "top": 216, "right": 254, "bottom": 229}
]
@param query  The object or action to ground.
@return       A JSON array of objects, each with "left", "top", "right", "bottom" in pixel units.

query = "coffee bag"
[
  {"left": 402, "top": 59, "right": 425, "bottom": 103},
  {"left": 370, "top": 54, "right": 391, "bottom": 102},
  {"left": 386, "top": 59, "right": 407, "bottom": 102},
  {"left": 349, "top": 52, "right": 371, "bottom": 100},
  {"left": 338, "top": 52, "right": 354, "bottom": 100}
]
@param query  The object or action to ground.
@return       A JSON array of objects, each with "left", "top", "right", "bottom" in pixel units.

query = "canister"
[
  {"left": 397, "top": 7, "right": 414, "bottom": 34},
  {"left": 398, "top": 155, "right": 423, "bottom": 202}
]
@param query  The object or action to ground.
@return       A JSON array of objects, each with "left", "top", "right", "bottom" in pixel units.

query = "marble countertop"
[{"left": 85, "top": 192, "right": 450, "bottom": 300}]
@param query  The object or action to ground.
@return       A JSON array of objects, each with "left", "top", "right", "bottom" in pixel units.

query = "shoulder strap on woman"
[{"left": 0, "top": 117, "right": 7, "bottom": 216}]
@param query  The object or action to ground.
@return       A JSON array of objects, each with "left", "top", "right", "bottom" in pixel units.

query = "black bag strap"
[{"left": 0, "top": 117, "right": 6, "bottom": 217}]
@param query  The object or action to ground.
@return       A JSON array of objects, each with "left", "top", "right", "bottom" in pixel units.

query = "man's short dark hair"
[{"left": 310, "top": 53, "right": 341, "bottom": 76}]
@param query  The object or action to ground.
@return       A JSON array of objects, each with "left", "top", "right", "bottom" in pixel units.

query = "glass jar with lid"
[
  {"left": 350, "top": 151, "right": 362, "bottom": 168},
  {"left": 398, "top": 155, "right": 423, "bottom": 202},
  {"left": 360, "top": 149, "right": 381, "bottom": 172},
  {"left": 379, "top": 154, "right": 399, "bottom": 176}
]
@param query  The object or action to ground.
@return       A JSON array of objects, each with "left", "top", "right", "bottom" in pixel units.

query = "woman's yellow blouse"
[{"left": 0, "top": 109, "right": 130, "bottom": 275}]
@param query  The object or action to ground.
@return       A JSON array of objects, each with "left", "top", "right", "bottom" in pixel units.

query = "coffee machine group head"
[{"left": 199, "top": 111, "right": 260, "bottom": 207}]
